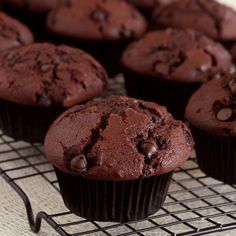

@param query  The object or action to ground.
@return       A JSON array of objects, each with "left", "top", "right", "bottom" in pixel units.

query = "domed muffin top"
[
  {"left": 45, "top": 96, "right": 194, "bottom": 181},
  {"left": 152, "top": 0, "right": 236, "bottom": 41},
  {"left": 0, "top": 43, "right": 108, "bottom": 108},
  {"left": 3, "top": 0, "right": 59, "bottom": 14},
  {"left": 0, "top": 12, "right": 33, "bottom": 52},
  {"left": 46, "top": 0, "right": 147, "bottom": 42},
  {"left": 122, "top": 29, "right": 232, "bottom": 83},
  {"left": 185, "top": 73, "right": 236, "bottom": 137}
]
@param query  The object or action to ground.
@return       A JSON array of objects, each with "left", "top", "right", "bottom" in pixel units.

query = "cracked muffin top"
[
  {"left": 0, "top": 12, "right": 33, "bottom": 52},
  {"left": 44, "top": 96, "right": 194, "bottom": 180},
  {"left": 46, "top": 0, "right": 147, "bottom": 42},
  {"left": 0, "top": 43, "right": 108, "bottom": 108},
  {"left": 3, "top": 0, "right": 59, "bottom": 14},
  {"left": 122, "top": 29, "right": 232, "bottom": 83},
  {"left": 152, "top": 0, "right": 236, "bottom": 41},
  {"left": 185, "top": 73, "right": 236, "bottom": 137}
]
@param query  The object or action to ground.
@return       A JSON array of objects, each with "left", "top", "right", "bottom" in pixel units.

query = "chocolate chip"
[
  {"left": 183, "top": 130, "right": 193, "bottom": 146},
  {"left": 56, "top": 69, "right": 71, "bottom": 80},
  {"left": 40, "top": 64, "right": 53, "bottom": 73},
  {"left": 120, "top": 28, "right": 133, "bottom": 38},
  {"left": 91, "top": 9, "right": 108, "bottom": 22},
  {"left": 6, "top": 51, "right": 15, "bottom": 60},
  {"left": 199, "top": 64, "right": 209, "bottom": 72},
  {"left": 141, "top": 139, "right": 158, "bottom": 158},
  {"left": 216, "top": 107, "right": 233, "bottom": 121},
  {"left": 36, "top": 93, "right": 51, "bottom": 107},
  {"left": 70, "top": 154, "right": 87, "bottom": 174}
]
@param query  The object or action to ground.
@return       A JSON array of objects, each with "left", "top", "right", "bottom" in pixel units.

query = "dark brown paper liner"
[
  {"left": 54, "top": 167, "right": 173, "bottom": 222},
  {"left": 123, "top": 68, "right": 200, "bottom": 120},
  {"left": 0, "top": 98, "right": 64, "bottom": 143},
  {"left": 191, "top": 126, "right": 236, "bottom": 185}
]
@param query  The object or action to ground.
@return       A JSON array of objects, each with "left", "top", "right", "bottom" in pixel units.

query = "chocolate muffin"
[
  {"left": 2, "top": 0, "right": 60, "bottom": 40},
  {"left": 46, "top": 0, "right": 147, "bottom": 75},
  {"left": 152, "top": 0, "right": 236, "bottom": 41},
  {"left": 0, "top": 12, "right": 33, "bottom": 51},
  {"left": 121, "top": 28, "right": 232, "bottom": 119},
  {"left": 0, "top": 43, "right": 108, "bottom": 142},
  {"left": 185, "top": 73, "right": 236, "bottom": 184},
  {"left": 45, "top": 96, "right": 194, "bottom": 222}
]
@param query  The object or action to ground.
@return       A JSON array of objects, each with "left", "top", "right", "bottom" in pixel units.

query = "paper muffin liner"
[
  {"left": 123, "top": 68, "right": 200, "bottom": 120},
  {"left": 191, "top": 126, "right": 236, "bottom": 185},
  {"left": 54, "top": 167, "right": 173, "bottom": 222},
  {"left": 0, "top": 98, "right": 63, "bottom": 143}
]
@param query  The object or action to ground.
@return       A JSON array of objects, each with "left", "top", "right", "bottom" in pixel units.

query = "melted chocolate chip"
[
  {"left": 90, "top": 9, "right": 108, "bottom": 22},
  {"left": 216, "top": 107, "right": 233, "bottom": 121},
  {"left": 199, "top": 64, "right": 209, "bottom": 72},
  {"left": 36, "top": 93, "right": 52, "bottom": 107},
  {"left": 70, "top": 154, "right": 87, "bottom": 174},
  {"left": 141, "top": 139, "right": 158, "bottom": 158},
  {"left": 40, "top": 64, "right": 53, "bottom": 73},
  {"left": 120, "top": 28, "right": 133, "bottom": 38},
  {"left": 183, "top": 130, "right": 193, "bottom": 146}
]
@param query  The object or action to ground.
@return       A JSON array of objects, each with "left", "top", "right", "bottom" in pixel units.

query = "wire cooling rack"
[{"left": 1, "top": 76, "right": 236, "bottom": 236}]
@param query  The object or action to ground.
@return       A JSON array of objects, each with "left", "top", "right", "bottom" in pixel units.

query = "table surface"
[{"left": 1, "top": 0, "right": 236, "bottom": 235}]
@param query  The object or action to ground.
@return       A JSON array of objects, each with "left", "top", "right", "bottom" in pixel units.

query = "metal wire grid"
[{"left": 1, "top": 77, "right": 236, "bottom": 235}]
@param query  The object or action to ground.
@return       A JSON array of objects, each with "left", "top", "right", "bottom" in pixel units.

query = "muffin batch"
[{"left": 0, "top": 0, "right": 236, "bottom": 225}]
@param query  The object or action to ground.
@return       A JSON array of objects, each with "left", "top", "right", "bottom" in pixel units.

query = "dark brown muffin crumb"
[
  {"left": 122, "top": 28, "right": 232, "bottom": 83},
  {"left": 46, "top": 0, "right": 147, "bottom": 42},
  {"left": 186, "top": 73, "right": 236, "bottom": 136},
  {"left": 152, "top": 0, "right": 236, "bottom": 41},
  {"left": 0, "top": 43, "right": 108, "bottom": 108},
  {"left": 45, "top": 96, "right": 194, "bottom": 180}
]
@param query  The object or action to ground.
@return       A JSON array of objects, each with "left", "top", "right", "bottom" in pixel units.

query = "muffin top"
[
  {"left": 3, "top": 0, "right": 59, "bottom": 14},
  {"left": 0, "top": 43, "right": 108, "bottom": 108},
  {"left": 185, "top": 73, "right": 236, "bottom": 137},
  {"left": 46, "top": 0, "right": 147, "bottom": 42},
  {"left": 152, "top": 0, "right": 236, "bottom": 41},
  {"left": 122, "top": 29, "right": 232, "bottom": 83},
  {"left": 45, "top": 96, "right": 194, "bottom": 181},
  {"left": 0, "top": 12, "right": 33, "bottom": 52},
  {"left": 127, "top": 0, "right": 176, "bottom": 9}
]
